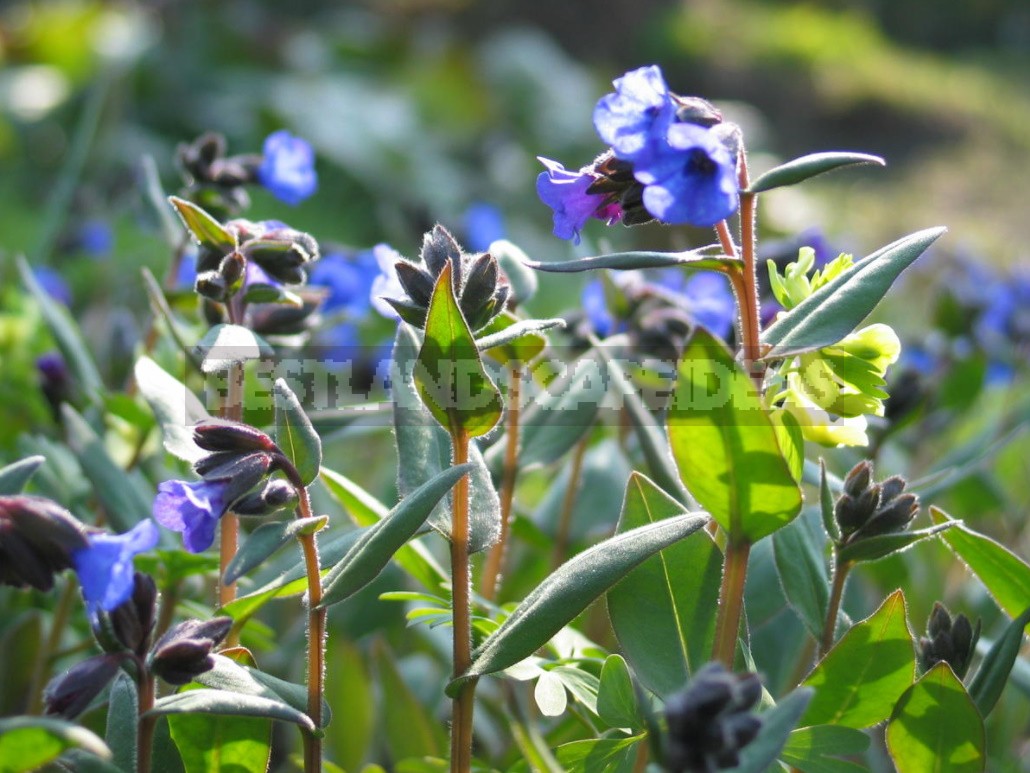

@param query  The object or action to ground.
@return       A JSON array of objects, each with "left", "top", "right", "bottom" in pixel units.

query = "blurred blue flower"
[
  {"left": 634, "top": 123, "right": 739, "bottom": 227},
  {"left": 71, "top": 520, "right": 159, "bottom": 617},
  {"left": 76, "top": 219, "right": 114, "bottom": 259},
  {"left": 309, "top": 250, "right": 380, "bottom": 317},
  {"left": 593, "top": 65, "right": 674, "bottom": 163},
  {"left": 536, "top": 157, "right": 622, "bottom": 244},
  {"left": 582, "top": 279, "right": 619, "bottom": 338},
  {"left": 176, "top": 250, "right": 198, "bottom": 289},
  {"left": 464, "top": 203, "right": 506, "bottom": 252},
  {"left": 369, "top": 244, "right": 408, "bottom": 320},
  {"left": 33, "top": 266, "right": 71, "bottom": 306},
  {"left": 655, "top": 270, "right": 736, "bottom": 339},
  {"left": 985, "top": 360, "right": 1015, "bottom": 386},
  {"left": 258, "top": 130, "right": 318, "bottom": 206},
  {"left": 152, "top": 479, "right": 230, "bottom": 553},
  {"left": 244, "top": 260, "right": 279, "bottom": 289}
]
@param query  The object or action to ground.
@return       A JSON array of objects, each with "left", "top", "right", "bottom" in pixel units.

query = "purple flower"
[
  {"left": 243, "top": 260, "right": 279, "bottom": 289},
  {"left": 152, "top": 479, "right": 230, "bottom": 553},
  {"left": 464, "top": 203, "right": 506, "bottom": 252},
  {"left": 634, "top": 123, "right": 739, "bottom": 227},
  {"left": 258, "top": 130, "right": 318, "bottom": 206},
  {"left": 593, "top": 65, "right": 675, "bottom": 163},
  {"left": 655, "top": 270, "right": 737, "bottom": 339},
  {"left": 71, "top": 521, "right": 159, "bottom": 618},
  {"left": 536, "top": 158, "right": 622, "bottom": 244},
  {"left": 309, "top": 250, "right": 380, "bottom": 317}
]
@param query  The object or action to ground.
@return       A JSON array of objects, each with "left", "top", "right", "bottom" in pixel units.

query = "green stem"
[
  {"left": 820, "top": 557, "right": 852, "bottom": 658},
  {"left": 481, "top": 364, "right": 522, "bottom": 601},
  {"left": 449, "top": 424, "right": 476, "bottom": 773},
  {"left": 737, "top": 154, "right": 764, "bottom": 387},
  {"left": 712, "top": 540, "right": 751, "bottom": 668},
  {"left": 552, "top": 434, "right": 589, "bottom": 570},
  {"left": 27, "top": 578, "right": 77, "bottom": 714},
  {"left": 137, "top": 670, "right": 156, "bottom": 773}
]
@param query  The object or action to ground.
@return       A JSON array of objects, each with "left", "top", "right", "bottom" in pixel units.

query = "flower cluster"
[
  {"left": 538, "top": 65, "right": 740, "bottom": 243},
  {"left": 918, "top": 603, "right": 980, "bottom": 679},
  {"left": 833, "top": 461, "right": 919, "bottom": 547}
]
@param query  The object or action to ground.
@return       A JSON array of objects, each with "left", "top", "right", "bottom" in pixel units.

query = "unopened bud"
[
  {"left": 193, "top": 421, "right": 275, "bottom": 454},
  {"left": 919, "top": 603, "right": 980, "bottom": 678},
  {"left": 44, "top": 654, "right": 122, "bottom": 719},
  {"left": 0, "top": 496, "right": 89, "bottom": 592},
  {"left": 107, "top": 572, "right": 157, "bottom": 657},
  {"left": 149, "top": 617, "right": 232, "bottom": 686}
]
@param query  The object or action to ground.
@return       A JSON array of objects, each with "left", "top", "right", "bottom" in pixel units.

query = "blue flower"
[
  {"left": 176, "top": 250, "right": 198, "bottom": 289},
  {"left": 582, "top": 279, "right": 617, "bottom": 338},
  {"left": 33, "top": 266, "right": 72, "bottom": 306},
  {"left": 152, "top": 479, "right": 230, "bottom": 553},
  {"left": 593, "top": 65, "right": 675, "bottom": 163},
  {"left": 634, "top": 123, "right": 739, "bottom": 227},
  {"left": 464, "top": 203, "right": 506, "bottom": 252},
  {"left": 258, "top": 130, "right": 318, "bottom": 206},
  {"left": 76, "top": 219, "right": 114, "bottom": 259},
  {"left": 369, "top": 244, "right": 408, "bottom": 320},
  {"left": 71, "top": 520, "right": 159, "bottom": 617},
  {"left": 536, "top": 158, "right": 622, "bottom": 244},
  {"left": 309, "top": 250, "right": 380, "bottom": 317},
  {"left": 655, "top": 270, "right": 737, "bottom": 339}
]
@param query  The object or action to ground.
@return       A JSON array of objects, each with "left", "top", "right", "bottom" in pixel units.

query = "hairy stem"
[
  {"left": 552, "top": 434, "right": 590, "bottom": 570},
  {"left": 449, "top": 425, "right": 476, "bottom": 773},
  {"left": 137, "top": 671, "right": 156, "bottom": 773},
  {"left": 820, "top": 557, "right": 851, "bottom": 658},
  {"left": 737, "top": 155, "right": 764, "bottom": 388},
  {"left": 217, "top": 358, "right": 244, "bottom": 619},
  {"left": 712, "top": 540, "right": 751, "bottom": 668},
  {"left": 481, "top": 364, "right": 522, "bottom": 601}
]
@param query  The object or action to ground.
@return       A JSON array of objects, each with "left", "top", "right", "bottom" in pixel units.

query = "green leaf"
[
  {"left": 0, "top": 455, "right": 45, "bottom": 495},
  {"left": 134, "top": 356, "right": 210, "bottom": 463},
  {"left": 193, "top": 654, "right": 328, "bottom": 725},
  {"left": 168, "top": 683, "right": 271, "bottom": 773},
  {"left": 534, "top": 670, "right": 568, "bottom": 716},
  {"left": 772, "top": 507, "right": 830, "bottom": 639},
  {"left": 668, "top": 329, "right": 803, "bottom": 542},
  {"left": 105, "top": 672, "right": 137, "bottom": 773},
  {"left": 392, "top": 324, "right": 500, "bottom": 554},
  {"left": 513, "top": 351, "right": 607, "bottom": 470},
  {"left": 324, "top": 639, "right": 374, "bottom": 771},
  {"left": 224, "top": 516, "right": 328, "bottom": 585},
  {"left": 596, "top": 655, "right": 640, "bottom": 730},
  {"left": 18, "top": 255, "right": 104, "bottom": 398},
  {"left": 835, "top": 522, "right": 954, "bottom": 564},
  {"left": 318, "top": 464, "right": 472, "bottom": 608},
  {"left": 273, "top": 378, "right": 322, "bottom": 486},
  {"left": 62, "top": 405, "right": 153, "bottom": 532},
  {"left": 373, "top": 642, "right": 448, "bottom": 759},
  {"left": 195, "top": 324, "right": 271, "bottom": 374},
  {"left": 779, "top": 724, "right": 870, "bottom": 773},
  {"left": 819, "top": 459, "right": 840, "bottom": 541},
  {"left": 522, "top": 250, "right": 737, "bottom": 273},
  {"left": 746, "top": 152, "right": 885, "bottom": 194},
  {"left": 415, "top": 262, "right": 503, "bottom": 437},
  {"left": 0, "top": 717, "right": 111, "bottom": 772},
  {"left": 968, "top": 606, "right": 1030, "bottom": 717},
  {"left": 801, "top": 590, "right": 915, "bottom": 728},
  {"left": 148, "top": 690, "right": 315, "bottom": 733},
  {"left": 762, "top": 228, "right": 946, "bottom": 357},
  {"left": 930, "top": 507, "right": 1030, "bottom": 621},
  {"left": 551, "top": 736, "right": 643, "bottom": 773},
  {"left": 168, "top": 196, "right": 235, "bottom": 252},
  {"left": 475, "top": 313, "right": 563, "bottom": 362},
  {"left": 607, "top": 473, "right": 721, "bottom": 696},
  {"left": 886, "top": 663, "right": 985, "bottom": 773},
  {"left": 0, "top": 613, "right": 42, "bottom": 716},
  {"left": 447, "top": 513, "right": 708, "bottom": 695},
  {"left": 734, "top": 687, "right": 814, "bottom": 773},
  {"left": 320, "top": 467, "right": 447, "bottom": 591}
]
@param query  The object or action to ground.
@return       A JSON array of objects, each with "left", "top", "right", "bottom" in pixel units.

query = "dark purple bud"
[
  {"left": 242, "top": 228, "right": 319, "bottom": 285},
  {"left": 672, "top": 94, "right": 723, "bottom": 127},
  {"left": 843, "top": 461, "right": 873, "bottom": 498},
  {"left": 44, "top": 654, "right": 122, "bottom": 719},
  {"left": 195, "top": 270, "right": 228, "bottom": 302},
  {"left": 0, "top": 496, "right": 89, "bottom": 591},
  {"left": 394, "top": 261, "right": 435, "bottom": 308},
  {"left": 878, "top": 475, "right": 907, "bottom": 503},
  {"left": 219, "top": 251, "right": 246, "bottom": 289},
  {"left": 232, "top": 479, "right": 298, "bottom": 516},
  {"left": 149, "top": 617, "right": 232, "bottom": 686},
  {"left": 919, "top": 603, "right": 980, "bottom": 679},
  {"left": 460, "top": 253, "right": 500, "bottom": 321},
  {"left": 384, "top": 297, "right": 428, "bottom": 329},
  {"left": 193, "top": 420, "right": 275, "bottom": 454},
  {"left": 107, "top": 572, "right": 157, "bottom": 656},
  {"left": 420, "top": 225, "right": 462, "bottom": 279},
  {"left": 864, "top": 493, "right": 919, "bottom": 536}
]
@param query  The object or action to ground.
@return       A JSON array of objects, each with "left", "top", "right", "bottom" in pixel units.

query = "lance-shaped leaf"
[
  {"left": 273, "top": 378, "right": 322, "bottom": 486},
  {"left": 195, "top": 324, "right": 271, "bottom": 374},
  {"left": 968, "top": 606, "right": 1030, "bottom": 717},
  {"left": 762, "top": 227, "right": 945, "bottom": 357},
  {"left": 779, "top": 724, "right": 870, "bottom": 773},
  {"left": 772, "top": 507, "right": 830, "bottom": 639},
  {"left": 168, "top": 687, "right": 271, "bottom": 773},
  {"left": 746, "top": 152, "right": 885, "bottom": 194},
  {"left": 223, "top": 516, "right": 328, "bottom": 585},
  {"left": 607, "top": 473, "right": 720, "bottom": 696},
  {"left": 392, "top": 324, "right": 500, "bottom": 554},
  {"left": 18, "top": 256, "right": 104, "bottom": 398},
  {"left": 168, "top": 196, "right": 235, "bottom": 252},
  {"left": 0, "top": 455, "right": 46, "bottom": 495},
  {"left": 930, "top": 508, "right": 1030, "bottom": 621},
  {"left": 105, "top": 672, "right": 137, "bottom": 773},
  {"left": 0, "top": 717, "right": 111, "bottom": 772},
  {"left": 415, "top": 262, "right": 503, "bottom": 438},
  {"left": 148, "top": 690, "right": 315, "bottom": 733},
  {"left": 318, "top": 464, "right": 472, "bottom": 608},
  {"left": 734, "top": 688, "right": 814, "bottom": 773},
  {"left": 522, "top": 250, "right": 738, "bottom": 273},
  {"left": 475, "top": 313, "right": 563, "bottom": 362},
  {"left": 446, "top": 513, "right": 708, "bottom": 695},
  {"left": 134, "top": 356, "right": 210, "bottom": 463},
  {"left": 801, "top": 590, "right": 915, "bottom": 728},
  {"left": 550, "top": 736, "right": 644, "bottom": 772},
  {"left": 886, "top": 663, "right": 985, "bottom": 773},
  {"left": 836, "top": 521, "right": 954, "bottom": 564},
  {"left": 668, "top": 329, "right": 802, "bottom": 542}
]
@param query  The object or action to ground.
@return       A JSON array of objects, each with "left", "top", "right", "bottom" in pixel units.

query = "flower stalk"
[
  {"left": 481, "top": 364, "right": 522, "bottom": 602},
  {"left": 712, "top": 540, "right": 751, "bottom": 667},
  {"left": 137, "top": 670, "right": 157, "bottom": 773},
  {"left": 820, "top": 558, "right": 851, "bottom": 658},
  {"left": 449, "top": 425, "right": 476, "bottom": 773}
]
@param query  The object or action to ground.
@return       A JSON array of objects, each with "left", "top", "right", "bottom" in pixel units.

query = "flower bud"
[
  {"left": 242, "top": 227, "right": 320, "bottom": 285},
  {"left": 107, "top": 572, "right": 157, "bottom": 657},
  {"left": 919, "top": 603, "right": 980, "bottom": 678},
  {"left": 835, "top": 462, "right": 919, "bottom": 546},
  {"left": 195, "top": 270, "right": 228, "bottom": 302},
  {"left": 193, "top": 451, "right": 274, "bottom": 504},
  {"left": 219, "top": 251, "right": 246, "bottom": 290},
  {"left": 149, "top": 617, "right": 232, "bottom": 686},
  {"left": 44, "top": 654, "right": 122, "bottom": 719},
  {"left": 0, "top": 496, "right": 89, "bottom": 592},
  {"left": 193, "top": 420, "right": 275, "bottom": 454},
  {"left": 231, "top": 479, "right": 299, "bottom": 516},
  {"left": 664, "top": 663, "right": 763, "bottom": 773}
]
